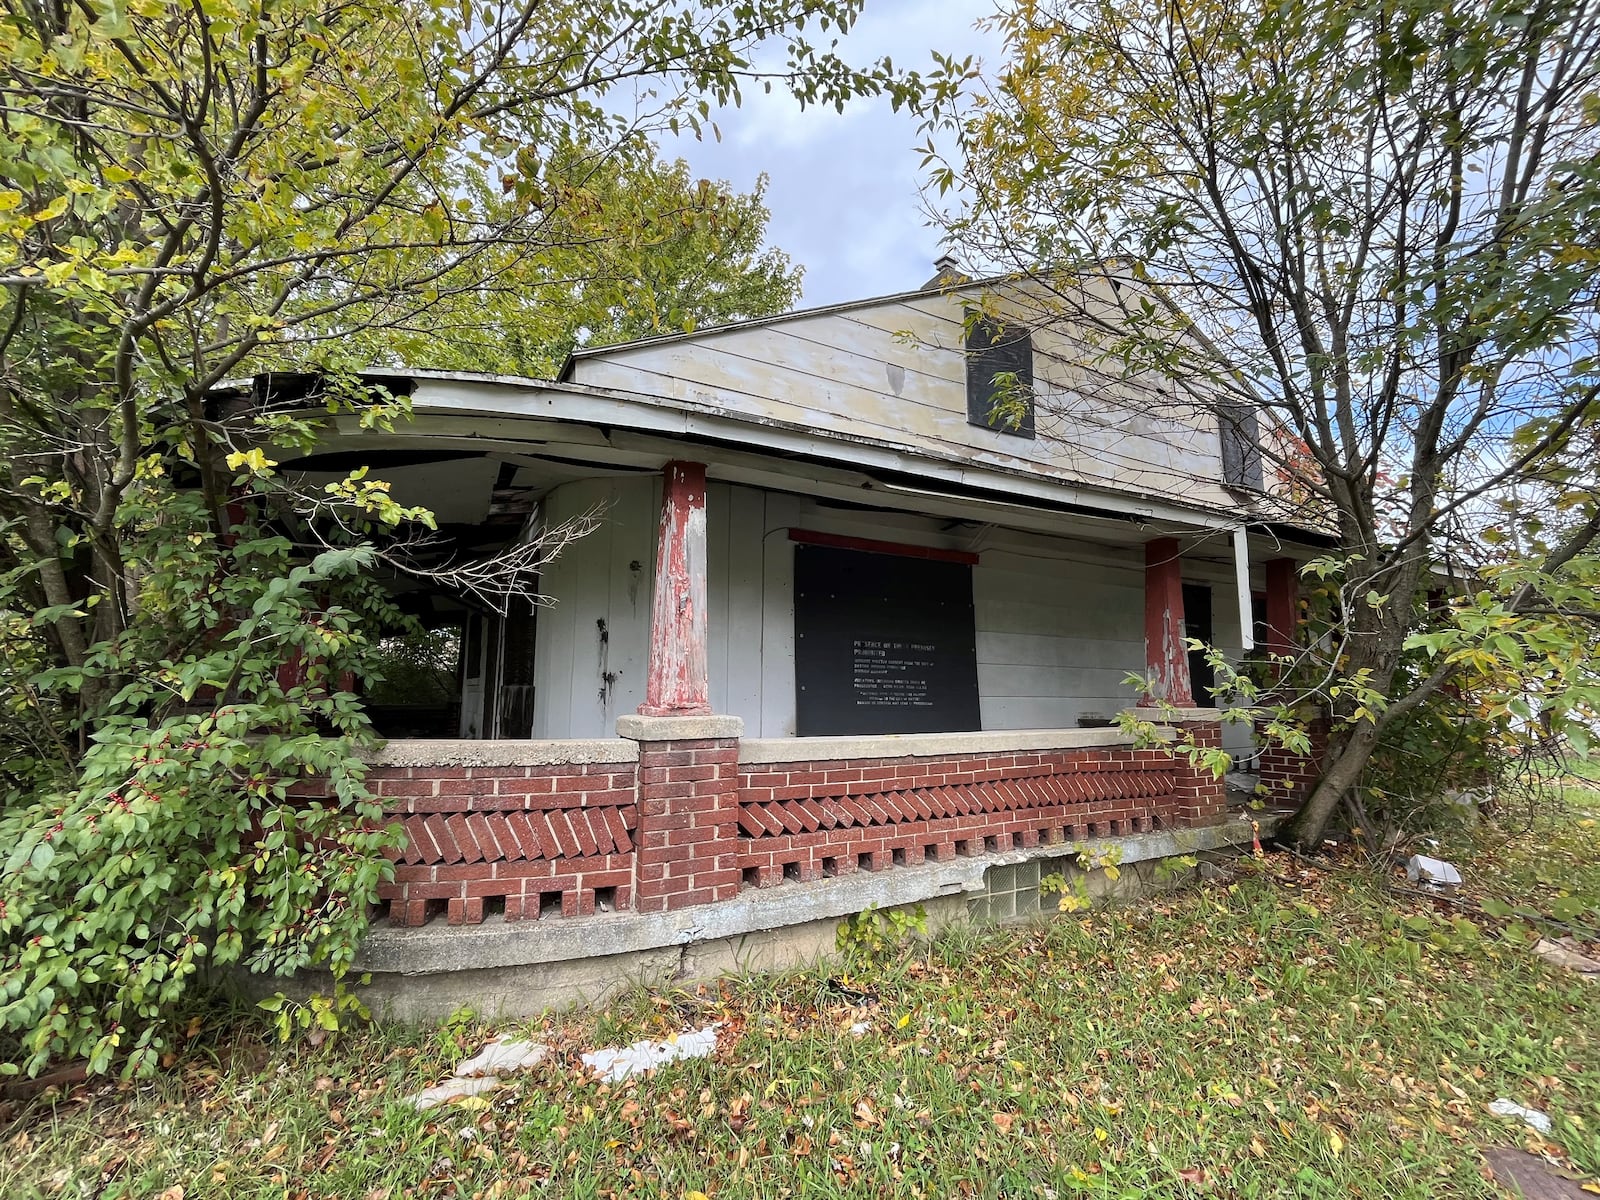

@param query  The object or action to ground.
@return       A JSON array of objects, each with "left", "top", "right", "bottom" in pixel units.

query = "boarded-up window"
[
  {"left": 1219, "top": 402, "right": 1264, "bottom": 490},
  {"left": 965, "top": 313, "right": 1035, "bottom": 438},
  {"left": 794, "top": 543, "right": 981, "bottom": 736}
]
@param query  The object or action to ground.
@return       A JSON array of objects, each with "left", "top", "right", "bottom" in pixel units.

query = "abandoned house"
[{"left": 234, "top": 266, "right": 1332, "bottom": 1014}]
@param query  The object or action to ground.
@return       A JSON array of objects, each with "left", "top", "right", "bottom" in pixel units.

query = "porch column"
[
  {"left": 640, "top": 460, "right": 710, "bottom": 717},
  {"left": 1263, "top": 557, "right": 1299, "bottom": 660},
  {"left": 623, "top": 460, "right": 743, "bottom": 913},
  {"left": 1142, "top": 537, "right": 1193, "bottom": 706},
  {"left": 1257, "top": 558, "right": 1325, "bottom": 803},
  {"left": 618, "top": 714, "right": 745, "bottom": 913}
]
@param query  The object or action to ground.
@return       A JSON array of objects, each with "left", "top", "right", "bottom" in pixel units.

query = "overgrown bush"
[{"left": 0, "top": 494, "right": 406, "bottom": 1078}]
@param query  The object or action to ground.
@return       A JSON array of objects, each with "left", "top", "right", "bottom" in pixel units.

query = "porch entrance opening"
[{"left": 1182, "top": 582, "right": 1215, "bottom": 704}]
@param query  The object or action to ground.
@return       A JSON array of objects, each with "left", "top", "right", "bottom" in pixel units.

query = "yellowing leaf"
[
  {"left": 1327, "top": 1128, "right": 1344, "bottom": 1155},
  {"left": 225, "top": 448, "right": 277, "bottom": 473}
]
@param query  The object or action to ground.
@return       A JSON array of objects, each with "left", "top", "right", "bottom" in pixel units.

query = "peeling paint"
[
  {"left": 1142, "top": 538, "right": 1194, "bottom": 706},
  {"left": 640, "top": 462, "right": 712, "bottom": 716}
]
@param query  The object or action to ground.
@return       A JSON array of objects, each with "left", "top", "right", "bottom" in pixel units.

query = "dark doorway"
[
  {"left": 1181, "top": 583, "right": 1215, "bottom": 704},
  {"left": 365, "top": 621, "right": 466, "bottom": 737}
]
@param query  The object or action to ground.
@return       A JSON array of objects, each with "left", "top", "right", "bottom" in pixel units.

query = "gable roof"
[{"left": 555, "top": 276, "right": 1007, "bottom": 382}]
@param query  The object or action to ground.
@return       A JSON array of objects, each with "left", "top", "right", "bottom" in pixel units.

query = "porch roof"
[{"left": 251, "top": 368, "right": 1335, "bottom": 556}]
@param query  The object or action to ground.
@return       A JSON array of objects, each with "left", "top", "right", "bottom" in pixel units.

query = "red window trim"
[{"left": 787, "top": 527, "right": 979, "bottom": 566}]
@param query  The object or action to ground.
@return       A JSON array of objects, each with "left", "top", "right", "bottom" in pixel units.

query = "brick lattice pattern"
[
  {"left": 735, "top": 746, "right": 1201, "bottom": 888},
  {"left": 367, "top": 723, "right": 1231, "bottom": 925},
  {"left": 370, "top": 763, "right": 637, "bottom": 926}
]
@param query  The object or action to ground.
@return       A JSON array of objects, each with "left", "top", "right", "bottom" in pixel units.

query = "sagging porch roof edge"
[{"left": 315, "top": 370, "right": 1336, "bottom": 553}]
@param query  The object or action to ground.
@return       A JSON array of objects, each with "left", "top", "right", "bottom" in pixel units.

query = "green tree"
[
  {"left": 925, "top": 0, "right": 1600, "bottom": 846},
  {"left": 335, "top": 151, "right": 805, "bottom": 377},
  {"left": 0, "top": 0, "right": 916, "bottom": 1075}
]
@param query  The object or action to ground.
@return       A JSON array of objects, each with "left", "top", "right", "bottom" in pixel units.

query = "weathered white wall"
[
  {"left": 566, "top": 286, "right": 1238, "bottom": 514},
  {"left": 531, "top": 476, "right": 658, "bottom": 739},
  {"left": 532, "top": 480, "right": 1256, "bottom": 745},
  {"left": 970, "top": 534, "right": 1148, "bottom": 730}
]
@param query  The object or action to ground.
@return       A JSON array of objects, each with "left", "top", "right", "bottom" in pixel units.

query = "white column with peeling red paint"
[
  {"left": 639, "top": 460, "right": 711, "bottom": 717},
  {"left": 1142, "top": 536, "right": 1194, "bottom": 707}
]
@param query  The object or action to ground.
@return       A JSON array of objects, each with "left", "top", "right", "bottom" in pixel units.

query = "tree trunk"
[{"left": 1278, "top": 718, "right": 1384, "bottom": 850}]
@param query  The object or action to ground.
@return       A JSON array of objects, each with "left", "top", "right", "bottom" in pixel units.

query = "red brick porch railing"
[
  {"left": 734, "top": 742, "right": 1178, "bottom": 886},
  {"left": 366, "top": 742, "right": 640, "bottom": 927},
  {"left": 366, "top": 714, "right": 1226, "bottom": 927},
  {"left": 1254, "top": 709, "right": 1331, "bottom": 806}
]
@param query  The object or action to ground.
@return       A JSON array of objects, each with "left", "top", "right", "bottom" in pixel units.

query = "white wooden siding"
[
  {"left": 567, "top": 290, "right": 1241, "bottom": 514},
  {"left": 530, "top": 481, "right": 1257, "bottom": 744},
  {"left": 531, "top": 477, "right": 658, "bottom": 738}
]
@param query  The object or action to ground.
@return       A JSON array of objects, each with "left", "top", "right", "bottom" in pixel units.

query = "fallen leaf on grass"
[{"left": 991, "top": 1112, "right": 1013, "bottom": 1133}]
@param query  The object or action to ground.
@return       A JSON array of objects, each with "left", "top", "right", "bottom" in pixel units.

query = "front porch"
[
  {"left": 322, "top": 437, "right": 1321, "bottom": 938},
  {"left": 348, "top": 752, "right": 1273, "bottom": 1020}
]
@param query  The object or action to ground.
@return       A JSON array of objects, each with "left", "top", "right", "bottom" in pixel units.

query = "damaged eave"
[{"left": 397, "top": 374, "right": 1290, "bottom": 538}]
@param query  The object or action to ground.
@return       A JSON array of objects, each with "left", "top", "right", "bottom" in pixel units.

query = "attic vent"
[
  {"left": 1219, "top": 402, "right": 1264, "bottom": 490},
  {"left": 964, "top": 312, "right": 1035, "bottom": 438}
]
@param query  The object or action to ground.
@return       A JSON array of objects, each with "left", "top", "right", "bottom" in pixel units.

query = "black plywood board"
[{"left": 794, "top": 544, "right": 981, "bottom": 736}]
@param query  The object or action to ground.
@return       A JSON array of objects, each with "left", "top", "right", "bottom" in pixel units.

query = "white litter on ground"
[
  {"left": 581, "top": 1025, "right": 719, "bottom": 1083},
  {"left": 1405, "top": 855, "right": 1462, "bottom": 887},
  {"left": 1488, "top": 1098, "right": 1553, "bottom": 1134},
  {"left": 406, "top": 1075, "right": 501, "bottom": 1111},
  {"left": 1533, "top": 937, "right": 1600, "bottom": 977},
  {"left": 455, "top": 1037, "right": 550, "bottom": 1077},
  {"left": 403, "top": 1036, "right": 554, "bottom": 1109},
  {"left": 849, "top": 1022, "right": 871, "bottom": 1037}
]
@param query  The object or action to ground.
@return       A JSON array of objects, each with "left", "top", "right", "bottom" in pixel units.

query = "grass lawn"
[{"left": 4, "top": 782, "right": 1598, "bottom": 1200}]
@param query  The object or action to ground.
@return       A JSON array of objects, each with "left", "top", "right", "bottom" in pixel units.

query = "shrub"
[{"left": 0, "top": 508, "right": 405, "bottom": 1078}]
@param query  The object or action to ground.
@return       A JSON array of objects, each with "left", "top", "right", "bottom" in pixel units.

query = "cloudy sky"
[{"left": 657, "top": 0, "right": 1005, "bottom": 308}]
